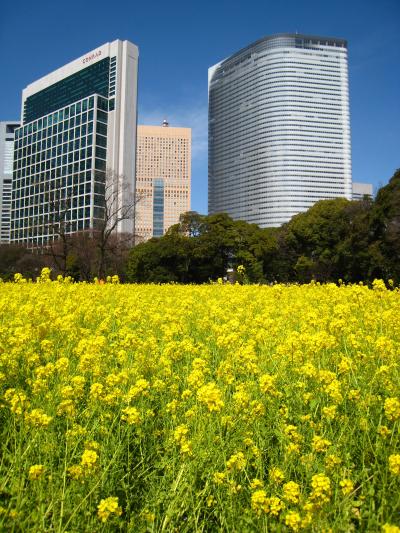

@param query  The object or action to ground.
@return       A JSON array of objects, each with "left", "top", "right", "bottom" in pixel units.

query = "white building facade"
[
  {"left": 208, "top": 33, "right": 352, "bottom": 227},
  {"left": 352, "top": 182, "right": 373, "bottom": 201},
  {"left": 0, "top": 121, "right": 20, "bottom": 242},
  {"left": 11, "top": 40, "right": 138, "bottom": 245}
]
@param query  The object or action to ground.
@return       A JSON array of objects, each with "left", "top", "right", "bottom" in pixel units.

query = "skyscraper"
[
  {"left": 135, "top": 121, "right": 191, "bottom": 241},
  {"left": 0, "top": 121, "right": 20, "bottom": 242},
  {"left": 352, "top": 182, "right": 373, "bottom": 201},
  {"left": 11, "top": 40, "right": 138, "bottom": 245},
  {"left": 208, "top": 33, "right": 352, "bottom": 227}
]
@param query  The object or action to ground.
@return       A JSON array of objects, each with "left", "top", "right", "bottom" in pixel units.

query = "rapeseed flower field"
[{"left": 0, "top": 271, "right": 399, "bottom": 531}]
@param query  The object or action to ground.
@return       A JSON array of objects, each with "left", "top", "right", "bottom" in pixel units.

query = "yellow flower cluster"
[
  {"left": 310, "top": 473, "right": 332, "bottom": 506},
  {"left": 28, "top": 464, "right": 45, "bottom": 480},
  {"left": 384, "top": 397, "right": 400, "bottom": 421},
  {"left": 388, "top": 454, "right": 400, "bottom": 476},
  {"left": 121, "top": 406, "right": 141, "bottom": 425},
  {"left": 251, "top": 490, "right": 285, "bottom": 516},
  {"left": 283, "top": 481, "right": 300, "bottom": 504},
  {"left": 196, "top": 382, "right": 224, "bottom": 412},
  {"left": 97, "top": 496, "right": 122, "bottom": 522},
  {"left": 173, "top": 424, "right": 192, "bottom": 455}
]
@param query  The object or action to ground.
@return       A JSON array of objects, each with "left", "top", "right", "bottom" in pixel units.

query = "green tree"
[{"left": 369, "top": 169, "right": 400, "bottom": 282}]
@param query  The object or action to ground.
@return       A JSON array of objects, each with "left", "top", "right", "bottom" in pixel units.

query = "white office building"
[
  {"left": 0, "top": 121, "right": 20, "bottom": 242},
  {"left": 11, "top": 40, "right": 138, "bottom": 245},
  {"left": 208, "top": 33, "right": 352, "bottom": 227},
  {"left": 352, "top": 182, "right": 373, "bottom": 201}
]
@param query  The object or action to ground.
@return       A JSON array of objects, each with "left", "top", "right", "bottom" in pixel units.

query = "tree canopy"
[
  {"left": 2, "top": 168, "right": 399, "bottom": 284},
  {"left": 126, "top": 169, "right": 400, "bottom": 284}
]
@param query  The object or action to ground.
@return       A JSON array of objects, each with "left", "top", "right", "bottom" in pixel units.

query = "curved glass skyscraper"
[{"left": 208, "top": 33, "right": 352, "bottom": 227}]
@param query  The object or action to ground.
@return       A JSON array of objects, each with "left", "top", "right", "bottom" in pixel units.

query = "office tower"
[
  {"left": 208, "top": 33, "right": 352, "bottom": 227},
  {"left": 352, "top": 182, "right": 373, "bottom": 201},
  {"left": 0, "top": 121, "right": 20, "bottom": 242},
  {"left": 135, "top": 121, "right": 191, "bottom": 241},
  {"left": 11, "top": 40, "right": 138, "bottom": 245}
]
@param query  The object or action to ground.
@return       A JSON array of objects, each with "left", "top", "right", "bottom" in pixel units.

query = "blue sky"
[{"left": 1, "top": 0, "right": 399, "bottom": 214}]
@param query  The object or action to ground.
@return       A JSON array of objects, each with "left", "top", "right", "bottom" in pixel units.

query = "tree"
[
  {"left": 92, "top": 170, "right": 140, "bottom": 279},
  {"left": 46, "top": 194, "right": 74, "bottom": 276},
  {"left": 0, "top": 244, "right": 47, "bottom": 280},
  {"left": 370, "top": 168, "right": 400, "bottom": 281},
  {"left": 127, "top": 212, "right": 276, "bottom": 284},
  {"left": 43, "top": 169, "right": 142, "bottom": 280},
  {"left": 282, "top": 198, "right": 356, "bottom": 281}
]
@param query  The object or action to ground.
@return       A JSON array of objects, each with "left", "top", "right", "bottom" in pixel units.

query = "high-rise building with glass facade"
[
  {"left": 208, "top": 33, "right": 352, "bottom": 227},
  {"left": 135, "top": 122, "right": 191, "bottom": 242},
  {"left": 0, "top": 121, "right": 20, "bottom": 242},
  {"left": 11, "top": 40, "right": 138, "bottom": 245}
]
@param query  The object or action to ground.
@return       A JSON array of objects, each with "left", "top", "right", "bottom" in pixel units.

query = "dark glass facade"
[
  {"left": 12, "top": 95, "right": 108, "bottom": 244},
  {"left": 153, "top": 178, "right": 164, "bottom": 237},
  {"left": 24, "top": 58, "right": 110, "bottom": 123}
]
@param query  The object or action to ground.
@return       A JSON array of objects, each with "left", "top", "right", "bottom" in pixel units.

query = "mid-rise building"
[
  {"left": 11, "top": 40, "right": 138, "bottom": 245},
  {"left": 352, "top": 182, "right": 373, "bottom": 201},
  {"left": 208, "top": 33, "right": 352, "bottom": 227},
  {"left": 135, "top": 121, "right": 191, "bottom": 241},
  {"left": 0, "top": 121, "right": 20, "bottom": 242}
]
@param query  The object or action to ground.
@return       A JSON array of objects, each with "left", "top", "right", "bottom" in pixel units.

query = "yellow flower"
[
  {"left": 121, "top": 406, "right": 141, "bottom": 425},
  {"left": 284, "top": 424, "right": 302, "bottom": 443},
  {"left": 325, "top": 454, "right": 342, "bottom": 470},
  {"left": 97, "top": 496, "right": 122, "bottom": 522},
  {"left": 25, "top": 408, "right": 52, "bottom": 428},
  {"left": 340, "top": 478, "right": 354, "bottom": 495},
  {"left": 226, "top": 452, "right": 246, "bottom": 472},
  {"left": 65, "top": 424, "right": 87, "bottom": 441},
  {"left": 84, "top": 440, "right": 100, "bottom": 451},
  {"left": 197, "top": 382, "right": 224, "bottom": 412},
  {"left": 348, "top": 389, "right": 360, "bottom": 401},
  {"left": 377, "top": 425, "right": 392, "bottom": 438},
  {"left": 173, "top": 425, "right": 192, "bottom": 455},
  {"left": 325, "top": 379, "right": 343, "bottom": 403},
  {"left": 181, "top": 389, "right": 192, "bottom": 400},
  {"left": 5, "top": 389, "right": 29, "bottom": 415},
  {"left": 250, "top": 478, "right": 264, "bottom": 489},
  {"left": 55, "top": 357, "right": 69, "bottom": 372},
  {"left": 312, "top": 435, "right": 331, "bottom": 453},
  {"left": 286, "top": 443, "right": 301, "bottom": 455},
  {"left": 259, "top": 373, "right": 280, "bottom": 396},
  {"left": 68, "top": 465, "right": 84, "bottom": 480},
  {"left": 382, "top": 525, "right": 400, "bottom": 533},
  {"left": 90, "top": 382, "right": 104, "bottom": 400},
  {"left": 384, "top": 397, "right": 400, "bottom": 421},
  {"left": 322, "top": 405, "right": 337, "bottom": 420},
  {"left": 310, "top": 473, "right": 331, "bottom": 505},
  {"left": 283, "top": 481, "right": 300, "bottom": 504},
  {"left": 81, "top": 449, "right": 98, "bottom": 470},
  {"left": 28, "top": 464, "right": 45, "bottom": 480},
  {"left": 388, "top": 454, "right": 400, "bottom": 475},
  {"left": 269, "top": 467, "right": 285, "bottom": 484},
  {"left": 338, "top": 357, "right": 352, "bottom": 374},
  {"left": 251, "top": 491, "right": 285, "bottom": 516},
  {"left": 57, "top": 399, "right": 76, "bottom": 417},
  {"left": 213, "top": 472, "right": 226, "bottom": 485},
  {"left": 285, "top": 511, "right": 302, "bottom": 531}
]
